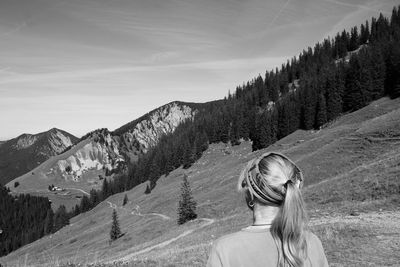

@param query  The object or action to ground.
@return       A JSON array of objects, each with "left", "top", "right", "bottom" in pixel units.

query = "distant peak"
[{"left": 49, "top": 127, "right": 61, "bottom": 132}]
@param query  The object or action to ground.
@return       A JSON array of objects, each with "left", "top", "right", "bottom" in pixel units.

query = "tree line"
[{"left": 0, "top": 185, "right": 70, "bottom": 256}]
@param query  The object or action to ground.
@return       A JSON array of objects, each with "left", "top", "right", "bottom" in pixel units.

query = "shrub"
[
  {"left": 65, "top": 165, "right": 72, "bottom": 173},
  {"left": 122, "top": 194, "right": 128, "bottom": 206}
]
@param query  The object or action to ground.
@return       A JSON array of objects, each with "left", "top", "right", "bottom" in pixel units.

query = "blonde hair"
[{"left": 238, "top": 152, "right": 308, "bottom": 267}]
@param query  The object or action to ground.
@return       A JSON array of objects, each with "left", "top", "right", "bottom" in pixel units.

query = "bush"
[
  {"left": 144, "top": 184, "right": 151, "bottom": 194},
  {"left": 65, "top": 165, "right": 72, "bottom": 173},
  {"left": 14, "top": 181, "right": 19, "bottom": 188},
  {"left": 122, "top": 194, "right": 128, "bottom": 206}
]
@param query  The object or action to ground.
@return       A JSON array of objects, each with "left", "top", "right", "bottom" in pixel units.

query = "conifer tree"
[
  {"left": 44, "top": 209, "right": 54, "bottom": 234},
  {"left": 54, "top": 205, "right": 69, "bottom": 232},
  {"left": 144, "top": 183, "right": 151, "bottom": 194},
  {"left": 315, "top": 93, "right": 328, "bottom": 128},
  {"left": 102, "top": 178, "right": 109, "bottom": 199},
  {"left": 326, "top": 71, "right": 343, "bottom": 121},
  {"left": 344, "top": 56, "right": 365, "bottom": 111},
  {"left": 110, "top": 209, "right": 121, "bottom": 241},
  {"left": 177, "top": 174, "right": 197, "bottom": 225},
  {"left": 123, "top": 194, "right": 128, "bottom": 206}
]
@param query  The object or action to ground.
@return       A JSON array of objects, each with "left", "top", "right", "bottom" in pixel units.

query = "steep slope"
[
  {"left": 2, "top": 97, "right": 399, "bottom": 267},
  {"left": 0, "top": 128, "right": 78, "bottom": 185}
]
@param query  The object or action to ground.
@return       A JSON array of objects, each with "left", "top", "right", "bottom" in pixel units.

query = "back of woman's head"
[{"left": 238, "top": 152, "right": 308, "bottom": 267}]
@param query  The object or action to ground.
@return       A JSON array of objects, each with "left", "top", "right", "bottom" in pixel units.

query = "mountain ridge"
[{"left": 0, "top": 128, "right": 79, "bottom": 185}]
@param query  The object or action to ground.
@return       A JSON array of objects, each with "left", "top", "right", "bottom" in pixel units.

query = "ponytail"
[{"left": 271, "top": 181, "right": 307, "bottom": 267}]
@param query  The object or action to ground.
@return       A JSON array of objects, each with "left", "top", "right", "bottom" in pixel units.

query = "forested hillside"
[
  {"left": 66, "top": 5, "right": 400, "bottom": 218},
  {"left": 0, "top": 185, "right": 69, "bottom": 256},
  {"left": 110, "top": 5, "right": 400, "bottom": 193}
]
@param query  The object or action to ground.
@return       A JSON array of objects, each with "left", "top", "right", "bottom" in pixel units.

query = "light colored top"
[{"left": 206, "top": 226, "right": 329, "bottom": 267}]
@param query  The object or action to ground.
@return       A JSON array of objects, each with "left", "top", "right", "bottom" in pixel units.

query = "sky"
[{"left": 0, "top": 0, "right": 398, "bottom": 140}]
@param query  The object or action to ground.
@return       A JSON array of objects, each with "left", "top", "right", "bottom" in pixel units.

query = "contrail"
[
  {"left": 269, "top": 0, "right": 291, "bottom": 28},
  {"left": 322, "top": 0, "right": 391, "bottom": 15}
]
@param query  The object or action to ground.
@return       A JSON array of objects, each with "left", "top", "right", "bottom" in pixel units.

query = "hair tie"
[{"left": 285, "top": 179, "right": 293, "bottom": 187}]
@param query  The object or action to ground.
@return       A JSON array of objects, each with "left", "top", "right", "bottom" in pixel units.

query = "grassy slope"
[
  {"left": 6, "top": 139, "right": 108, "bottom": 210},
  {"left": 1, "top": 97, "right": 400, "bottom": 267}
]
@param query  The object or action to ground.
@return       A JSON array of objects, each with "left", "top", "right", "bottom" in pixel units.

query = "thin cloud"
[
  {"left": 0, "top": 21, "right": 27, "bottom": 38},
  {"left": 269, "top": 0, "right": 291, "bottom": 28},
  {"left": 322, "top": 0, "right": 391, "bottom": 15}
]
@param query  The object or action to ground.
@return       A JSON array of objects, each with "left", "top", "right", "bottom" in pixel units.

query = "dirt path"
[
  {"left": 65, "top": 187, "right": 90, "bottom": 195},
  {"left": 115, "top": 218, "right": 215, "bottom": 262},
  {"left": 63, "top": 188, "right": 170, "bottom": 220},
  {"left": 106, "top": 201, "right": 171, "bottom": 220}
]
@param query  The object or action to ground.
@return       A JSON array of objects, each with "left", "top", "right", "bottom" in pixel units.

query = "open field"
[{"left": 1, "top": 97, "right": 400, "bottom": 267}]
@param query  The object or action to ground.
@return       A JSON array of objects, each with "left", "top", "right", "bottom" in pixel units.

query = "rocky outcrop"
[
  {"left": 119, "top": 102, "right": 196, "bottom": 154},
  {"left": 55, "top": 130, "right": 124, "bottom": 180}
]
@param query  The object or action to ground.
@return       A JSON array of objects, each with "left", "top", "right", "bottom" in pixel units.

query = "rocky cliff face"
[
  {"left": 118, "top": 102, "right": 196, "bottom": 155},
  {"left": 5, "top": 102, "right": 197, "bottom": 185},
  {"left": 52, "top": 102, "right": 196, "bottom": 180},
  {"left": 0, "top": 128, "right": 79, "bottom": 185},
  {"left": 55, "top": 130, "right": 124, "bottom": 180}
]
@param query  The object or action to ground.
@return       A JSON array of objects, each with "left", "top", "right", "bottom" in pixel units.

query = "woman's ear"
[{"left": 244, "top": 190, "right": 254, "bottom": 210}]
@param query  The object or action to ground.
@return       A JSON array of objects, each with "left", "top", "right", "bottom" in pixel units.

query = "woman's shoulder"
[
  {"left": 212, "top": 227, "right": 272, "bottom": 248},
  {"left": 213, "top": 230, "right": 248, "bottom": 246},
  {"left": 305, "top": 231, "right": 329, "bottom": 266},
  {"left": 305, "top": 231, "right": 324, "bottom": 245},
  {"left": 305, "top": 231, "right": 328, "bottom": 257}
]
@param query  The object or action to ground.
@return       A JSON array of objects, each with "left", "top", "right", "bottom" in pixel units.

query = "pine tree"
[
  {"left": 123, "top": 194, "right": 128, "bottom": 206},
  {"left": 44, "top": 209, "right": 54, "bottom": 234},
  {"left": 177, "top": 174, "right": 197, "bottom": 225},
  {"left": 144, "top": 183, "right": 151, "bottom": 194},
  {"left": 54, "top": 205, "right": 69, "bottom": 232},
  {"left": 344, "top": 56, "right": 365, "bottom": 111},
  {"left": 301, "top": 79, "right": 317, "bottom": 129},
  {"left": 110, "top": 209, "right": 121, "bottom": 241},
  {"left": 315, "top": 93, "right": 328, "bottom": 128},
  {"left": 102, "top": 178, "right": 109, "bottom": 199}
]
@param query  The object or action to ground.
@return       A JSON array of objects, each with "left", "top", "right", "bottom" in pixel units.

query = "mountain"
[
  {"left": 2, "top": 97, "right": 399, "bottom": 266},
  {"left": 0, "top": 128, "right": 79, "bottom": 185},
  {"left": 5, "top": 102, "right": 199, "bottom": 209},
  {"left": 114, "top": 101, "right": 198, "bottom": 160}
]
